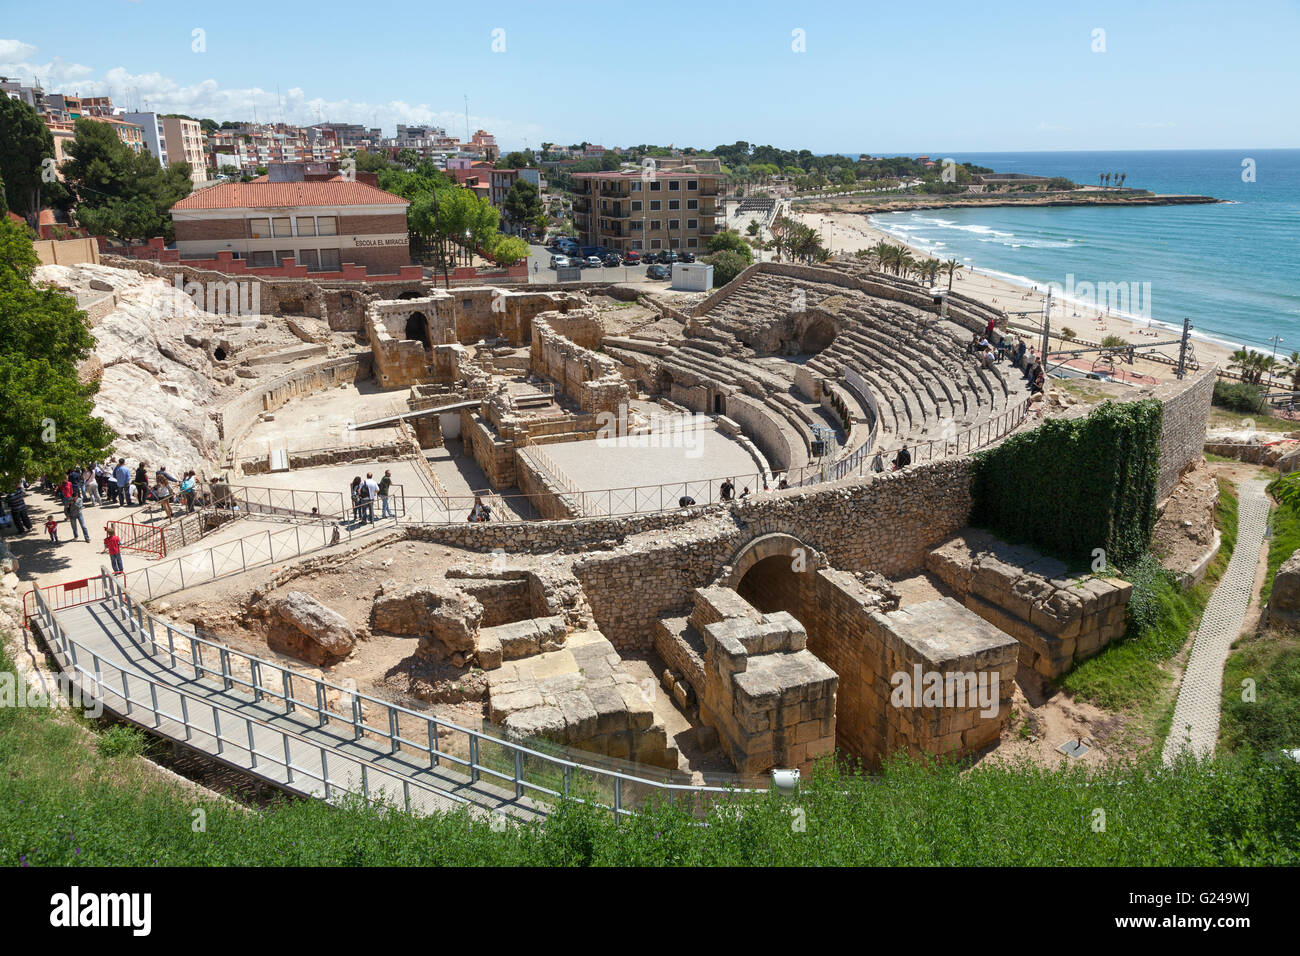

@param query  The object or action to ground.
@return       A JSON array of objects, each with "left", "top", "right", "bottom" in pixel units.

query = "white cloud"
[{"left": 0, "top": 38, "right": 542, "bottom": 144}]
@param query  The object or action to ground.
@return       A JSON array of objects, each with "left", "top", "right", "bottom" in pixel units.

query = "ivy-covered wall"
[{"left": 969, "top": 400, "right": 1163, "bottom": 568}]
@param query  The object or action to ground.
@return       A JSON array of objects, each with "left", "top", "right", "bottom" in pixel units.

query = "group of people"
[
  {"left": 971, "top": 318, "right": 1046, "bottom": 396},
  {"left": 349, "top": 471, "right": 395, "bottom": 524}
]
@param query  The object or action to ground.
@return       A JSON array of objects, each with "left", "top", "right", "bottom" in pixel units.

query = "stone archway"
[
  {"left": 721, "top": 533, "right": 819, "bottom": 619},
  {"left": 404, "top": 311, "right": 431, "bottom": 349}
]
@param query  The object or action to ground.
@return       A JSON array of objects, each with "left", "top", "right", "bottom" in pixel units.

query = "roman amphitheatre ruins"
[{"left": 14, "top": 249, "right": 1216, "bottom": 808}]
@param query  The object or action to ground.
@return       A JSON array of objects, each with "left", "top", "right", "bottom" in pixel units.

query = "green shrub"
[
  {"left": 1213, "top": 380, "right": 1267, "bottom": 414},
  {"left": 97, "top": 725, "right": 146, "bottom": 758},
  {"left": 970, "top": 399, "right": 1162, "bottom": 567}
]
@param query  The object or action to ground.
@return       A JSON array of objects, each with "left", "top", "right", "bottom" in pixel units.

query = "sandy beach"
[{"left": 792, "top": 209, "right": 1237, "bottom": 383}]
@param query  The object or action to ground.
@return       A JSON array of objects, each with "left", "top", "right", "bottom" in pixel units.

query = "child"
[
  {"left": 104, "top": 525, "right": 123, "bottom": 574},
  {"left": 45, "top": 516, "right": 59, "bottom": 541}
]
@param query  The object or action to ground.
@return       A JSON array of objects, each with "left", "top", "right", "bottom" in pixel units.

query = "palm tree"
[
  {"left": 944, "top": 258, "right": 962, "bottom": 291},
  {"left": 1099, "top": 174, "right": 1105, "bottom": 186},
  {"left": 1119, "top": 173, "right": 1127, "bottom": 188},
  {"left": 1289, "top": 351, "right": 1300, "bottom": 392}
]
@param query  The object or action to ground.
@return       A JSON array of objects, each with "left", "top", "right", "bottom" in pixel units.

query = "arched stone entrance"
[
  {"left": 799, "top": 316, "right": 837, "bottom": 354},
  {"left": 404, "top": 311, "right": 431, "bottom": 349},
  {"left": 722, "top": 533, "right": 818, "bottom": 620}
]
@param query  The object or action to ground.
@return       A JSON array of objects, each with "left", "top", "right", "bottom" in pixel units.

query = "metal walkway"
[
  {"left": 30, "top": 571, "right": 746, "bottom": 820},
  {"left": 1162, "top": 478, "right": 1271, "bottom": 763}
]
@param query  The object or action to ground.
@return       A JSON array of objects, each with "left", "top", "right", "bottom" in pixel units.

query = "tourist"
[
  {"left": 82, "top": 466, "right": 101, "bottom": 505},
  {"left": 778, "top": 475, "right": 789, "bottom": 490},
  {"left": 1030, "top": 368, "right": 1045, "bottom": 396},
  {"left": 985, "top": 317, "right": 996, "bottom": 339},
  {"left": 68, "top": 467, "right": 84, "bottom": 501},
  {"left": 892, "top": 446, "right": 912, "bottom": 471},
  {"left": 378, "top": 469, "right": 394, "bottom": 518},
  {"left": 180, "top": 471, "right": 198, "bottom": 513},
  {"left": 678, "top": 495, "right": 696, "bottom": 507},
  {"left": 1012, "top": 337, "right": 1026, "bottom": 368},
  {"left": 133, "top": 462, "right": 149, "bottom": 506},
  {"left": 1022, "top": 349, "right": 1037, "bottom": 377},
  {"left": 6, "top": 483, "right": 32, "bottom": 533},
  {"left": 720, "top": 478, "right": 734, "bottom": 501},
  {"left": 349, "top": 477, "right": 363, "bottom": 521},
  {"left": 361, "top": 472, "right": 379, "bottom": 524},
  {"left": 468, "top": 495, "right": 492, "bottom": 522},
  {"left": 113, "top": 459, "right": 131, "bottom": 507},
  {"left": 57, "top": 473, "right": 75, "bottom": 505},
  {"left": 94, "top": 461, "right": 108, "bottom": 499},
  {"left": 64, "top": 491, "right": 89, "bottom": 542},
  {"left": 104, "top": 525, "right": 124, "bottom": 574},
  {"left": 740, "top": 486, "right": 751, "bottom": 499},
  {"left": 154, "top": 465, "right": 179, "bottom": 519},
  {"left": 45, "top": 515, "right": 59, "bottom": 542}
]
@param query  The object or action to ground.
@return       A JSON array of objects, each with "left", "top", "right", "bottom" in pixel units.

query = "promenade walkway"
[{"left": 1162, "top": 478, "right": 1271, "bottom": 763}]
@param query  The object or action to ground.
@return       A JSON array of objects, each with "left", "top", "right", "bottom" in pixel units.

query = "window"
[
  {"left": 687, "top": 198, "right": 698, "bottom": 210},
  {"left": 649, "top": 181, "right": 661, "bottom": 191},
  {"left": 275, "top": 250, "right": 295, "bottom": 266},
  {"left": 668, "top": 199, "right": 680, "bottom": 210},
  {"left": 296, "top": 216, "right": 317, "bottom": 236},
  {"left": 687, "top": 237, "right": 698, "bottom": 248},
  {"left": 669, "top": 180, "right": 680, "bottom": 190},
  {"left": 317, "top": 216, "right": 338, "bottom": 236},
  {"left": 462, "top": 299, "right": 473, "bottom": 309},
  {"left": 649, "top": 220, "right": 661, "bottom": 231},
  {"left": 272, "top": 217, "right": 293, "bottom": 238},
  {"left": 631, "top": 240, "right": 642, "bottom": 250},
  {"left": 687, "top": 219, "right": 698, "bottom": 229},
  {"left": 630, "top": 221, "right": 642, "bottom": 231},
  {"left": 650, "top": 239, "right": 661, "bottom": 249},
  {"left": 687, "top": 180, "right": 698, "bottom": 190},
  {"left": 318, "top": 248, "right": 340, "bottom": 271},
  {"left": 650, "top": 200, "right": 661, "bottom": 211},
  {"left": 247, "top": 217, "right": 271, "bottom": 239},
  {"left": 669, "top": 238, "right": 680, "bottom": 248},
  {"left": 249, "top": 250, "right": 275, "bottom": 267},
  {"left": 298, "top": 249, "right": 320, "bottom": 271},
  {"left": 631, "top": 181, "right": 641, "bottom": 192},
  {"left": 631, "top": 200, "right": 642, "bottom": 212}
]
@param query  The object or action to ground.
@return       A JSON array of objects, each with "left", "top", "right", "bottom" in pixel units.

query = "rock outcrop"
[
  {"left": 267, "top": 590, "right": 356, "bottom": 665},
  {"left": 371, "top": 585, "right": 483, "bottom": 657},
  {"left": 1267, "top": 549, "right": 1300, "bottom": 624}
]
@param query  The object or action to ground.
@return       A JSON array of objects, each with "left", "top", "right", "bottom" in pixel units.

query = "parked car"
[
  {"left": 678, "top": 251, "right": 696, "bottom": 263},
  {"left": 602, "top": 254, "right": 622, "bottom": 267},
  {"left": 622, "top": 250, "right": 641, "bottom": 265},
  {"left": 646, "top": 264, "right": 671, "bottom": 279},
  {"left": 584, "top": 255, "right": 603, "bottom": 269},
  {"left": 660, "top": 250, "right": 682, "bottom": 264},
  {"left": 550, "top": 255, "right": 571, "bottom": 269}
]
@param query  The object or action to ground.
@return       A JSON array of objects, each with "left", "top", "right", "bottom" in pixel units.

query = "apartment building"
[
  {"left": 572, "top": 161, "right": 721, "bottom": 253},
  {"left": 122, "top": 112, "right": 170, "bottom": 166},
  {"left": 85, "top": 114, "right": 145, "bottom": 153},
  {"left": 169, "top": 166, "right": 411, "bottom": 274}
]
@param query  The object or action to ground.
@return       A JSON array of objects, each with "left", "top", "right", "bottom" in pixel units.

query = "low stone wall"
[
  {"left": 239, "top": 441, "right": 404, "bottom": 475},
  {"left": 216, "top": 353, "right": 372, "bottom": 448},
  {"left": 725, "top": 394, "right": 795, "bottom": 471},
  {"left": 530, "top": 310, "right": 629, "bottom": 414},
  {"left": 514, "top": 448, "right": 582, "bottom": 520},
  {"left": 926, "top": 530, "right": 1132, "bottom": 677},
  {"left": 1155, "top": 367, "right": 1216, "bottom": 501}
]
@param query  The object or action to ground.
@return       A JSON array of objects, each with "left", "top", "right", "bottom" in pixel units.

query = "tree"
[
  {"left": 396, "top": 148, "right": 420, "bottom": 170},
  {"left": 489, "top": 236, "right": 530, "bottom": 266},
  {"left": 944, "top": 257, "right": 962, "bottom": 291},
  {"left": 351, "top": 149, "right": 392, "bottom": 174},
  {"left": 498, "top": 150, "right": 534, "bottom": 170},
  {"left": 0, "top": 97, "right": 56, "bottom": 223},
  {"left": 706, "top": 250, "right": 749, "bottom": 287},
  {"left": 502, "top": 179, "right": 542, "bottom": 230},
  {"left": 0, "top": 217, "right": 115, "bottom": 483},
  {"left": 706, "top": 229, "right": 753, "bottom": 263},
  {"left": 61, "top": 119, "right": 192, "bottom": 242}
]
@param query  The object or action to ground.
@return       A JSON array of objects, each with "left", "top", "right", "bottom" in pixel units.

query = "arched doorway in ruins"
[
  {"left": 725, "top": 533, "right": 818, "bottom": 621},
  {"left": 798, "top": 316, "right": 837, "bottom": 354},
  {"left": 405, "top": 311, "right": 431, "bottom": 350}
]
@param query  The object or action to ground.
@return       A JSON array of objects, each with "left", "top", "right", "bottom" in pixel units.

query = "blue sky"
[{"left": 3, "top": 0, "right": 1297, "bottom": 153}]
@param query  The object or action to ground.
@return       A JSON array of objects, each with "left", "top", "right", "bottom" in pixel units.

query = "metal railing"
[
  {"left": 107, "top": 519, "right": 166, "bottom": 559},
  {"left": 32, "top": 571, "right": 762, "bottom": 819}
]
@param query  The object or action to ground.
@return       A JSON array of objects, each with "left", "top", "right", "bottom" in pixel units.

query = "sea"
[{"left": 863, "top": 149, "right": 1300, "bottom": 355}]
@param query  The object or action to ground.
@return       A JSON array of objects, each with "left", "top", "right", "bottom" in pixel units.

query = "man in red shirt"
[{"left": 103, "top": 525, "right": 124, "bottom": 574}]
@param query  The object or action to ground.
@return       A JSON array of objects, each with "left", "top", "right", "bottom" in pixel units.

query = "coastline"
[
  {"left": 792, "top": 208, "right": 1240, "bottom": 382},
  {"left": 797, "top": 191, "right": 1223, "bottom": 216}
]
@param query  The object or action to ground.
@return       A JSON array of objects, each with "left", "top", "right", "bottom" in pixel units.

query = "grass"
[
  {"left": 1261, "top": 487, "right": 1300, "bottom": 605},
  {"left": 1058, "top": 479, "right": 1238, "bottom": 728},
  {"left": 1221, "top": 625, "right": 1300, "bottom": 757},
  {"left": 4, "top": 634, "right": 1300, "bottom": 865},
  {"left": 1208, "top": 406, "right": 1299, "bottom": 432}
]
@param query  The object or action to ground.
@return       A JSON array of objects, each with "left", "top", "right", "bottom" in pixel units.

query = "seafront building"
[{"left": 572, "top": 157, "right": 722, "bottom": 253}]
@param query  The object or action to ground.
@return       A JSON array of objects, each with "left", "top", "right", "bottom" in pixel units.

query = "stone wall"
[
  {"left": 216, "top": 353, "right": 372, "bottom": 449},
  {"left": 530, "top": 310, "right": 630, "bottom": 414},
  {"left": 1154, "top": 366, "right": 1216, "bottom": 501},
  {"left": 1266, "top": 549, "right": 1300, "bottom": 626},
  {"left": 926, "top": 530, "right": 1132, "bottom": 678},
  {"left": 725, "top": 394, "right": 795, "bottom": 471}
]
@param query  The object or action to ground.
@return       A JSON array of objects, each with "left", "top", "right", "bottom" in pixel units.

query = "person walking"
[
  {"left": 378, "top": 469, "right": 394, "bottom": 519},
  {"left": 349, "top": 476, "right": 363, "bottom": 522},
  {"left": 82, "top": 466, "right": 101, "bottom": 505},
  {"left": 154, "top": 465, "right": 179, "bottom": 519},
  {"left": 133, "top": 462, "right": 149, "bottom": 506},
  {"left": 104, "top": 525, "right": 124, "bottom": 574},
  {"left": 45, "top": 515, "right": 59, "bottom": 542},
  {"left": 64, "top": 492, "right": 90, "bottom": 541},
  {"left": 180, "top": 472, "right": 198, "bottom": 513},
  {"left": 113, "top": 459, "right": 131, "bottom": 507},
  {"left": 6, "top": 483, "right": 32, "bottom": 533}
]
